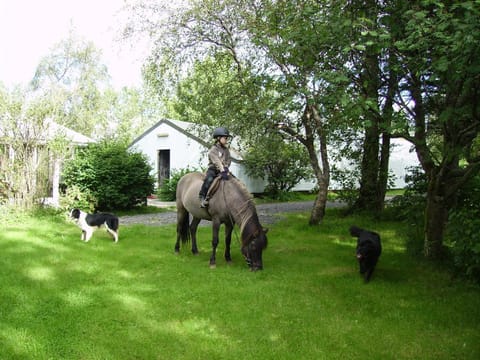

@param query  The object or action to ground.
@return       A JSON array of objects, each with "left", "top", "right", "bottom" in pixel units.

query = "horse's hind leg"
[
  {"left": 224, "top": 223, "right": 233, "bottom": 263},
  {"left": 209, "top": 219, "right": 221, "bottom": 269},
  {"left": 190, "top": 217, "right": 201, "bottom": 255}
]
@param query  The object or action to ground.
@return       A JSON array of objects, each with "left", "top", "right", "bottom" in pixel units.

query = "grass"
[{"left": 1, "top": 208, "right": 479, "bottom": 359}]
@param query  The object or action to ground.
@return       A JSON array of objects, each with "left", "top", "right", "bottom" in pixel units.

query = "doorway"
[{"left": 158, "top": 150, "right": 170, "bottom": 187}]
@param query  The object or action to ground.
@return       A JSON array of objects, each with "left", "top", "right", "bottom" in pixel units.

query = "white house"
[
  {"left": 0, "top": 118, "right": 95, "bottom": 207},
  {"left": 128, "top": 118, "right": 419, "bottom": 193}
]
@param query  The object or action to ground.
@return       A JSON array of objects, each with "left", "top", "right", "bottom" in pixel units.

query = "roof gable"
[
  {"left": 129, "top": 118, "right": 210, "bottom": 149},
  {"left": 129, "top": 118, "right": 242, "bottom": 161}
]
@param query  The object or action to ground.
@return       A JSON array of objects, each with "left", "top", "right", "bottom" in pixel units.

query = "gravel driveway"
[{"left": 119, "top": 200, "right": 344, "bottom": 226}]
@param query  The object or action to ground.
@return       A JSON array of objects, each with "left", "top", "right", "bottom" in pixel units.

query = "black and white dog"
[
  {"left": 70, "top": 208, "right": 119, "bottom": 243},
  {"left": 349, "top": 225, "right": 382, "bottom": 283}
]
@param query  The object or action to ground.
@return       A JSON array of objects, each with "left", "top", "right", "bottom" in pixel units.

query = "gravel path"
[{"left": 119, "top": 200, "right": 344, "bottom": 226}]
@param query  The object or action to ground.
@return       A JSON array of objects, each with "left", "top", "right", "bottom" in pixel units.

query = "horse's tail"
[{"left": 177, "top": 208, "right": 191, "bottom": 244}]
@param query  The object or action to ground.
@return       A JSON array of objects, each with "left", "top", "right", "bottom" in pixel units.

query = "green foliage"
[
  {"left": 447, "top": 175, "right": 480, "bottom": 283},
  {"left": 60, "top": 184, "right": 97, "bottom": 213},
  {"left": 243, "top": 137, "right": 312, "bottom": 199},
  {"left": 330, "top": 164, "right": 361, "bottom": 207},
  {"left": 62, "top": 141, "right": 155, "bottom": 211},
  {"left": 157, "top": 167, "right": 198, "bottom": 201},
  {"left": 384, "top": 166, "right": 427, "bottom": 256}
]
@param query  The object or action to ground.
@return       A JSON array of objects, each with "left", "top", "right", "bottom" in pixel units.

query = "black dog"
[
  {"left": 70, "top": 208, "right": 119, "bottom": 243},
  {"left": 349, "top": 226, "right": 382, "bottom": 282}
]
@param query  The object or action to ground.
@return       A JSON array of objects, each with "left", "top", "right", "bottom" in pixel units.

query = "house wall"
[{"left": 129, "top": 121, "right": 206, "bottom": 178}]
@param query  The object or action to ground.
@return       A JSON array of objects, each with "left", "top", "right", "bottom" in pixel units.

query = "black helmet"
[{"left": 212, "top": 127, "right": 231, "bottom": 138}]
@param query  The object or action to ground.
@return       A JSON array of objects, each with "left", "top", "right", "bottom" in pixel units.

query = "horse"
[{"left": 175, "top": 171, "right": 268, "bottom": 271}]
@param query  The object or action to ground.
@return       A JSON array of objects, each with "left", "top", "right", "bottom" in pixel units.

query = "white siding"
[{"left": 129, "top": 121, "right": 207, "bottom": 175}]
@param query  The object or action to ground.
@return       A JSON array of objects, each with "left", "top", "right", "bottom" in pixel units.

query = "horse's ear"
[{"left": 263, "top": 228, "right": 269, "bottom": 234}]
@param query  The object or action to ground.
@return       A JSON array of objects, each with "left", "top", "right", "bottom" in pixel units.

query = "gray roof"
[{"left": 45, "top": 119, "right": 95, "bottom": 145}]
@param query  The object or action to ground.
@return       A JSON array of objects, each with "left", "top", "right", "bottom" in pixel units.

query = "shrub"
[
  {"left": 62, "top": 141, "right": 155, "bottom": 211},
  {"left": 60, "top": 185, "right": 97, "bottom": 213},
  {"left": 243, "top": 137, "right": 312, "bottom": 200},
  {"left": 383, "top": 166, "right": 426, "bottom": 256},
  {"left": 447, "top": 175, "right": 480, "bottom": 283},
  {"left": 157, "top": 167, "right": 198, "bottom": 201}
]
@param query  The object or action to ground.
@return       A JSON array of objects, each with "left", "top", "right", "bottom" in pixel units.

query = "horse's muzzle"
[{"left": 244, "top": 257, "right": 263, "bottom": 271}]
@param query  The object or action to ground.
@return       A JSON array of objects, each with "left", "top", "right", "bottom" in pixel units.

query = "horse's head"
[{"left": 242, "top": 228, "right": 268, "bottom": 271}]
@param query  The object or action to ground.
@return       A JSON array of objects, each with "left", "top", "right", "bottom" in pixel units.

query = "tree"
[
  {"left": 126, "top": 0, "right": 353, "bottom": 224},
  {"left": 30, "top": 29, "right": 111, "bottom": 138},
  {"left": 391, "top": 0, "right": 480, "bottom": 259}
]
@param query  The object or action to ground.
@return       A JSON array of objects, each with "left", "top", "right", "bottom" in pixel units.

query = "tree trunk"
[
  {"left": 424, "top": 183, "right": 449, "bottom": 259},
  {"left": 376, "top": 133, "right": 390, "bottom": 212},
  {"left": 376, "top": 49, "right": 396, "bottom": 212},
  {"left": 309, "top": 176, "right": 328, "bottom": 225},
  {"left": 352, "top": 0, "right": 382, "bottom": 212},
  {"left": 355, "top": 122, "right": 380, "bottom": 210},
  {"left": 308, "top": 104, "right": 330, "bottom": 225}
]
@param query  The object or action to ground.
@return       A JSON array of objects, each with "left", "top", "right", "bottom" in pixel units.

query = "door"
[{"left": 158, "top": 150, "right": 170, "bottom": 187}]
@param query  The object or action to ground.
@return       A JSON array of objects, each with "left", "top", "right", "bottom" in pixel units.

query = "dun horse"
[{"left": 175, "top": 172, "right": 268, "bottom": 271}]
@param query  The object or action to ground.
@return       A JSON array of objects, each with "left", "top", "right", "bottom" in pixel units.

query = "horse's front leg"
[
  {"left": 224, "top": 223, "right": 233, "bottom": 264},
  {"left": 190, "top": 217, "right": 201, "bottom": 255},
  {"left": 209, "top": 220, "right": 221, "bottom": 269}
]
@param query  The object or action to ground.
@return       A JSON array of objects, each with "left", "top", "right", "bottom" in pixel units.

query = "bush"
[
  {"left": 447, "top": 175, "right": 480, "bottom": 283},
  {"left": 157, "top": 167, "right": 198, "bottom": 201},
  {"left": 383, "top": 166, "right": 426, "bottom": 256},
  {"left": 243, "top": 137, "right": 312, "bottom": 200},
  {"left": 60, "top": 185, "right": 97, "bottom": 213},
  {"left": 62, "top": 141, "right": 155, "bottom": 211}
]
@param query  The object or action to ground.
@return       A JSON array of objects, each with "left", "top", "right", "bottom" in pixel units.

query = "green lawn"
[{"left": 0, "top": 208, "right": 479, "bottom": 359}]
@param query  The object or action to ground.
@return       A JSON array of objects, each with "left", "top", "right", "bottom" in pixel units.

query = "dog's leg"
[
  {"left": 85, "top": 229, "right": 93, "bottom": 242},
  {"left": 365, "top": 268, "right": 373, "bottom": 283},
  {"left": 81, "top": 230, "right": 86, "bottom": 241},
  {"left": 106, "top": 227, "right": 118, "bottom": 242}
]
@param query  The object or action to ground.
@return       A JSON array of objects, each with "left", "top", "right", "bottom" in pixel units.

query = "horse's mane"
[{"left": 226, "top": 177, "right": 260, "bottom": 237}]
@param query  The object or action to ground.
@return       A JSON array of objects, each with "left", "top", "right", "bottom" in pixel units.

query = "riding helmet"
[{"left": 212, "top": 127, "right": 232, "bottom": 138}]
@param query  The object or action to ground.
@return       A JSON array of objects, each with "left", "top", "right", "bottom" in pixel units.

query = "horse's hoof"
[{"left": 210, "top": 264, "right": 216, "bottom": 269}]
